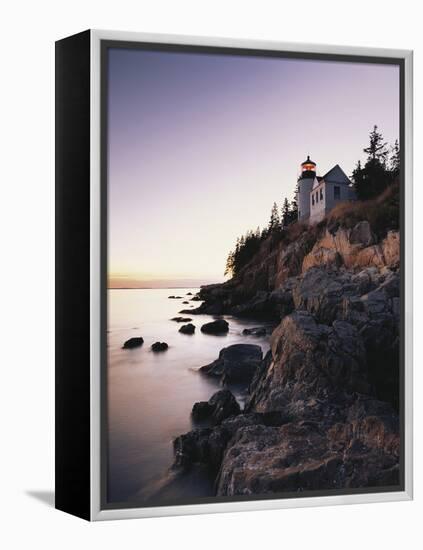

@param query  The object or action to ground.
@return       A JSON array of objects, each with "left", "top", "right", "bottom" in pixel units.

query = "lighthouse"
[
  {"left": 296, "top": 156, "right": 356, "bottom": 224},
  {"left": 297, "top": 155, "right": 316, "bottom": 222}
]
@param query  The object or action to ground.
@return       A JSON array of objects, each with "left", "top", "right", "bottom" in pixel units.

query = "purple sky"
[{"left": 107, "top": 47, "right": 399, "bottom": 288}]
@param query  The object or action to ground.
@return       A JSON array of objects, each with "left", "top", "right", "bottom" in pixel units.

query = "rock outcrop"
[
  {"left": 122, "top": 337, "right": 144, "bottom": 349},
  {"left": 151, "top": 342, "right": 168, "bottom": 352},
  {"left": 200, "top": 319, "right": 229, "bottom": 335},
  {"left": 200, "top": 344, "right": 263, "bottom": 385},
  {"left": 179, "top": 323, "right": 196, "bottom": 335},
  {"left": 196, "top": 221, "right": 400, "bottom": 321},
  {"left": 170, "top": 216, "right": 400, "bottom": 498},
  {"left": 191, "top": 390, "right": 240, "bottom": 425}
]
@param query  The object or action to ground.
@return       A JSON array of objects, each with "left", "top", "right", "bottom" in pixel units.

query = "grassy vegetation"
[{"left": 326, "top": 181, "right": 399, "bottom": 239}]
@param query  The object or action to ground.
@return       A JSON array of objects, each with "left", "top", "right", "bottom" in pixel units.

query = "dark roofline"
[{"left": 322, "top": 164, "right": 352, "bottom": 184}]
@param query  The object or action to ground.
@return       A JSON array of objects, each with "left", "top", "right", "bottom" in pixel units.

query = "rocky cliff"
[{"left": 173, "top": 208, "right": 401, "bottom": 497}]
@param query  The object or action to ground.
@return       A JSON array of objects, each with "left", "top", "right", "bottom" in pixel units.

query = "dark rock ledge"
[{"left": 169, "top": 263, "right": 400, "bottom": 497}]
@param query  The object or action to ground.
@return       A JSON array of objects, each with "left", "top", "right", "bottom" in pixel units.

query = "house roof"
[{"left": 323, "top": 164, "right": 351, "bottom": 185}]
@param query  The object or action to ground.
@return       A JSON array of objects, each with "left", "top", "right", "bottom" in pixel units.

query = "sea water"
[{"left": 107, "top": 288, "right": 270, "bottom": 504}]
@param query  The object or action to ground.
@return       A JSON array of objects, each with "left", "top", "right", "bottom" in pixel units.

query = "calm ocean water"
[{"left": 107, "top": 288, "right": 270, "bottom": 505}]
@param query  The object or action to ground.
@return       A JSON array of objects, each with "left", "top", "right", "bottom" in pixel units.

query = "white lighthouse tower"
[{"left": 297, "top": 156, "right": 317, "bottom": 222}]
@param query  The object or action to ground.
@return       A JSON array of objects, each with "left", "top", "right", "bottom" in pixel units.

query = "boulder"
[
  {"left": 173, "top": 426, "right": 230, "bottom": 472},
  {"left": 191, "top": 390, "right": 240, "bottom": 425},
  {"left": 200, "top": 344, "right": 263, "bottom": 385},
  {"left": 179, "top": 323, "right": 195, "bottom": 335},
  {"left": 171, "top": 317, "right": 192, "bottom": 322},
  {"left": 122, "top": 337, "right": 144, "bottom": 349},
  {"left": 182, "top": 301, "right": 189, "bottom": 304},
  {"left": 173, "top": 411, "right": 289, "bottom": 471},
  {"left": 151, "top": 341, "right": 168, "bottom": 352},
  {"left": 200, "top": 319, "right": 229, "bottom": 335}
]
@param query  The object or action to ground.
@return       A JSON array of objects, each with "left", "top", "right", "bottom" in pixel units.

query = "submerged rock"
[
  {"left": 179, "top": 323, "right": 195, "bottom": 335},
  {"left": 242, "top": 327, "right": 267, "bottom": 336},
  {"left": 151, "top": 341, "right": 168, "bottom": 352},
  {"left": 171, "top": 316, "right": 192, "bottom": 323},
  {"left": 122, "top": 337, "right": 144, "bottom": 349},
  {"left": 200, "top": 319, "right": 229, "bottom": 335},
  {"left": 200, "top": 343, "right": 263, "bottom": 385}
]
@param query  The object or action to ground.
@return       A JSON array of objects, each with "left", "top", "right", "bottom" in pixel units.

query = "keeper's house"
[{"left": 297, "top": 156, "right": 356, "bottom": 224}]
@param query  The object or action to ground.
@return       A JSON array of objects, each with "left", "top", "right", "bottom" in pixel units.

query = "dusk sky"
[{"left": 107, "top": 47, "right": 399, "bottom": 288}]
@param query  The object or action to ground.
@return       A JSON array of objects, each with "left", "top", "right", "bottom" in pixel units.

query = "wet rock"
[
  {"left": 151, "top": 342, "right": 168, "bottom": 352},
  {"left": 122, "top": 337, "right": 144, "bottom": 349},
  {"left": 173, "top": 411, "right": 290, "bottom": 472},
  {"left": 171, "top": 316, "right": 192, "bottom": 323},
  {"left": 173, "top": 426, "right": 230, "bottom": 472},
  {"left": 191, "top": 390, "right": 240, "bottom": 425},
  {"left": 182, "top": 301, "right": 189, "bottom": 304},
  {"left": 200, "top": 343, "right": 262, "bottom": 385},
  {"left": 200, "top": 319, "right": 229, "bottom": 335},
  {"left": 179, "top": 323, "right": 195, "bottom": 335},
  {"left": 242, "top": 327, "right": 267, "bottom": 336}
]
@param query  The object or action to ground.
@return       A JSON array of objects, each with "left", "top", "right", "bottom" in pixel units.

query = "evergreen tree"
[
  {"left": 390, "top": 139, "right": 400, "bottom": 178},
  {"left": 364, "top": 125, "right": 389, "bottom": 165},
  {"left": 281, "top": 198, "right": 290, "bottom": 227},
  {"left": 268, "top": 202, "right": 280, "bottom": 233},
  {"left": 289, "top": 186, "right": 299, "bottom": 223},
  {"left": 352, "top": 126, "right": 396, "bottom": 200}
]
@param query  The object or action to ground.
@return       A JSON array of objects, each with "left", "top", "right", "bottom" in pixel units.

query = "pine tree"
[
  {"left": 390, "top": 139, "right": 400, "bottom": 178},
  {"left": 268, "top": 202, "right": 280, "bottom": 233},
  {"left": 281, "top": 198, "right": 290, "bottom": 227},
  {"left": 352, "top": 160, "right": 365, "bottom": 196},
  {"left": 364, "top": 125, "right": 389, "bottom": 166},
  {"left": 289, "top": 186, "right": 299, "bottom": 223},
  {"left": 353, "top": 126, "right": 395, "bottom": 200}
]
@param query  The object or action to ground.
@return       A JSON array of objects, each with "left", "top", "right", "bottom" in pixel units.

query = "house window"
[
  {"left": 320, "top": 188, "right": 323, "bottom": 200},
  {"left": 312, "top": 194, "right": 315, "bottom": 206},
  {"left": 334, "top": 186, "right": 341, "bottom": 200}
]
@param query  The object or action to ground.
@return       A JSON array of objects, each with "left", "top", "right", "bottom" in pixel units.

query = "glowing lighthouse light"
[{"left": 301, "top": 155, "right": 316, "bottom": 174}]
